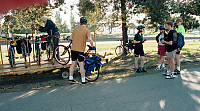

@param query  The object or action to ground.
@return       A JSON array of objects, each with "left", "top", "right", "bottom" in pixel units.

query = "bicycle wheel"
[
  {"left": 55, "top": 45, "right": 70, "bottom": 65},
  {"left": 36, "top": 46, "right": 41, "bottom": 65},
  {"left": 115, "top": 45, "right": 124, "bottom": 56},
  {"left": 22, "top": 45, "right": 27, "bottom": 67},
  {"left": 48, "top": 43, "right": 54, "bottom": 65},
  {"left": 8, "top": 47, "right": 15, "bottom": 68},
  {"left": 85, "top": 65, "right": 100, "bottom": 82}
]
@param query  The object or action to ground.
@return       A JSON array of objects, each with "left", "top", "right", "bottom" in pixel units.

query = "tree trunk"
[{"left": 121, "top": 0, "right": 128, "bottom": 54}]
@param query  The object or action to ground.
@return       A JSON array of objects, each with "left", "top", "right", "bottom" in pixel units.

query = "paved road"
[{"left": 0, "top": 67, "right": 200, "bottom": 111}]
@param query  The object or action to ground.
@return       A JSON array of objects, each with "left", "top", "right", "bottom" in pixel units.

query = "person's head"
[
  {"left": 159, "top": 25, "right": 165, "bottom": 34},
  {"left": 41, "top": 16, "right": 48, "bottom": 23},
  {"left": 137, "top": 25, "right": 145, "bottom": 33},
  {"left": 176, "top": 19, "right": 183, "bottom": 26},
  {"left": 166, "top": 21, "right": 173, "bottom": 30},
  {"left": 80, "top": 17, "right": 87, "bottom": 25}
]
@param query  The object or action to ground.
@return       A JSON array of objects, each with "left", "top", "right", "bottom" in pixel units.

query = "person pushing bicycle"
[
  {"left": 69, "top": 17, "right": 95, "bottom": 84},
  {"left": 134, "top": 25, "right": 147, "bottom": 73}
]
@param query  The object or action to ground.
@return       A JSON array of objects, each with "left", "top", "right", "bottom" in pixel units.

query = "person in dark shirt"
[
  {"left": 134, "top": 25, "right": 146, "bottom": 73},
  {"left": 161, "top": 21, "right": 177, "bottom": 79}
]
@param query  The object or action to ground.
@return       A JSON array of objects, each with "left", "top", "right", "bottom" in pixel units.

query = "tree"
[
  {"left": 70, "top": 5, "right": 76, "bottom": 30},
  {"left": 55, "top": 11, "right": 62, "bottom": 33}
]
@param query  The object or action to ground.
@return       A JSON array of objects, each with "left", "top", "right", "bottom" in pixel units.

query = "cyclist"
[
  {"left": 134, "top": 25, "right": 147, "bottom": 73},
  {"left": 161, "top": 21, "right": 177, "bottom": 79},
  {"left": 35, "top": 16, "right": 60, "bottom": 58},
  {"left": 69, "top": 17, "right": 95, "bottom": 84},
  {"left": 155, "top": 25, "right": 168, "bottom": 70},
  {"left": 175, "top": 19, "right": 185, "bottom": 74}
]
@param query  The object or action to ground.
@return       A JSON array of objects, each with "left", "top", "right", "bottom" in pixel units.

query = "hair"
[
  {"left": 166, "top": 21, "right": 173, "bottom": 27},
  {"left": 176, "top": 18, "right": 183, "bottom": 23},
  {"left": 41, "top": 16, "right": 48, "bottom": 22}
]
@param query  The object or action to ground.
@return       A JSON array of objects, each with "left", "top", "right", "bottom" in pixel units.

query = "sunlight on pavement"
[
  {"left": 11, "top": 90, "right": 38, "bottom": 101},
  {"left": 159, "top": 100, "right": 166, "bottom": 109},
  {"left": 116, "top": 78, "right": 122, "bottom": 84},
  {"left": 47, "top": 88, "right": 58, "bottom": 95},
  {"left": 190, "top": 93, "right": 200, "bottom": 104}
]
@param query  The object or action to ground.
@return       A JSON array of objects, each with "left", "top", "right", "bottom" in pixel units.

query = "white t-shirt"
[{"left": 158, "top": 34, "right": 165, "bottom": 46}]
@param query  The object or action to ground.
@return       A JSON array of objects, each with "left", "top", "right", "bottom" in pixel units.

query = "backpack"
[{"left": 172, "top": 32, "right": 185, "bottom": 49}]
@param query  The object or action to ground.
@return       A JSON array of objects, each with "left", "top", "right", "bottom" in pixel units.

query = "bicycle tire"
[
  {"left": 55, "top": 45, "right": 70, "bottom": 65},
  {"left": 9, "top": 47, "right": 15, "bottom": 68},
  {"left": 36, "top": 47, "right": 41, "bottom": 65},
  {"left": 85, "top": 64, "right": 100, "bottom": 82},
  {"left": 22, "top": 45, "right": 28, "bottom": 67},
  {"left": 48, "top": 43, "right": 54, "bottom": 65},
  {"left": 115, "top": 45, "right": 124, "bottom": 56}
]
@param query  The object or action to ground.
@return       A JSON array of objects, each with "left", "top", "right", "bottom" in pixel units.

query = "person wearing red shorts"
[{"left": 155, "top": 25, "right": 168, "bottom": 70}]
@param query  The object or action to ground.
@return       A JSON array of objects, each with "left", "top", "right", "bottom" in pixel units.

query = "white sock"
[
  {"left": 69, "top": 76, "right": 73, "bottom": 80},
  {"left": 82, "top": 77, "right": 85, "bottom": 82},
  {"left": 171, "top": 72, "right": 174, "bottom": 76},
  {"left": 162, "top": 64, "right": 165, "bottom": 67},
  {"left": 177, "top": 67, "right": 180, "bottom": 71},
  {"left": 158, "top": 64, "right": 161, "bottom": 68}
]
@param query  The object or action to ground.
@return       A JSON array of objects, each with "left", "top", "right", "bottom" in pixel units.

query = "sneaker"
[
  {"left": 81, "top": 80, "right": 89, "bottom": 85},
  {"left": 163, "top": 71, "right": 170, "bottom": 76},
  {"left": 141, "top": 68, "right": 147, "bottom": 72},
  {"left": 69, "top": 79, "right": 77, "bottom": 83},
  {"left": 162, "top": 67, "right": 166, "bottom": 70},
  {"left": 155, "top": 67, "right": 161, "bottom": 70},
  {"left": 174, "top": 69, "right": 180, "bottom": 75},
  {"left": 165, "top": 74, "right": 175, "bottom": 79},
  {"left": 136, "top": 69, "right": 141, "bottom": 73}
]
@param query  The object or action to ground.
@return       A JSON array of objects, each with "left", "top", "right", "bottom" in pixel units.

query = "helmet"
[
  {"left": 137, "top": 25, "right": 145, "bottom": 30},
  {"left": 159, "top": 25, "right": 165, "bottom": 30},
  {"left": 80, "top": 17, "right": 87, "bottom": 24}
]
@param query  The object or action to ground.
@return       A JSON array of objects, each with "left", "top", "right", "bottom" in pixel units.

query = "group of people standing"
[{"left": 134, "top": 19, "right": 185, "bottom": 79}]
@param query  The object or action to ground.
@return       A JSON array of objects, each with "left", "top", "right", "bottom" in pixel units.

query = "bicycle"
[
  {"left": 41, "top": 35, "right": 59, "bottom": 65},
  {"left": 54, "top": 36, "right": 71, "bottom": 65},
  {"left": 60, "top": 45, "right": 101, "bottom": 82},
  {"left": 115, "top": 40, "right": 135, "bottom": 56},
  {"left": 7, "top": 37, "right": 15, "bottom": 68},
  {"left": 35, "top": 36, "right": 42, "bottom": 65}
]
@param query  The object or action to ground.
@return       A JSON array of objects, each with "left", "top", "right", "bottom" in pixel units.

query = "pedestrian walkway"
[{"left": 0, "top": 67, "right": 200, "bottom": 111}]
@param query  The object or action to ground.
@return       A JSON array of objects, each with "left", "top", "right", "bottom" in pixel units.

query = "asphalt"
[{"left": 0, "top": 67, "right": 200, "bottom": 111}]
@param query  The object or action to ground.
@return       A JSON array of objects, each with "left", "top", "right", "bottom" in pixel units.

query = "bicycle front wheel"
[
  {"left": 55, "top": 45, "right": 70, "bottom": 65},
  {"left": 115, "top": 45, "right": 124, "bottom": 56}
]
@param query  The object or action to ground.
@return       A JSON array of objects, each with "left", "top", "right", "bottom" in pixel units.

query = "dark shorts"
[
  {"left": 176, "top": 50, "right": 181, "bottom": 55},
  {"left": 71, "top": 50, "right": 84, "bottom": 62},
  {"left": 158, "top": 45, "right": 166, "bottom": 56},
  {"left": 134, "top": 47, "right": 144, "bottom": 57}
]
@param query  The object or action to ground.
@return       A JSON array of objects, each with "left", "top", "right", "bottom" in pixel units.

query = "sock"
[
  {"left": 69, "top": 76, "right": 73, "bottom": 80},
  {"left": 171, "top": 72, "right": 174, "bottom": 76},
  {"left": 82, "top": 77, "right": 85, "bottom": 82},
  {"left": 162, "top": 64, "right": 165, "bottom": 67},
  {"left": 177, "top": 67, "right": 180, "bottom": 71},
  {"left": 158, "top": 64, "right": 161, "bottom": 68}
]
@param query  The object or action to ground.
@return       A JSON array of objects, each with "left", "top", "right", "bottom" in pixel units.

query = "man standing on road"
[
  {"left": 155, "top": 25, "right": 167, "bottom": 70},
  {"left": 161, "top": 21, "right": 177, "bottom": 79},
  {"left": 175, "top": 19, "right": 185, "bottom": 74},
  {"left": 134, "top": 25, "right": 147, "bottom": 73},
  {"left": 69, "top": 17, "right": 94, "bottom": 84}
]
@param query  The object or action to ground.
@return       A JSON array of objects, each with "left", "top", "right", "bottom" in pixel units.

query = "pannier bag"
[
  {"left": 41, "top": 42, "right": 47, "bottom": 50},
  {"left": 16, "top": 39, "right": 32, "bottom": 54},
  {"left": 84, "top": 55, "right": 102, "bottom": 74},
  {"left": 41, "top": 35, "right": 49, "bottom": 41}
]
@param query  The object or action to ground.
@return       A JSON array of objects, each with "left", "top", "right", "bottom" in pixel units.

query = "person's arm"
[
  {"left": 162, "top": 40, "right": 172, "bottom": 45},
  {"left": 88, "top": 37, "right": 94, "bottom": 47}
]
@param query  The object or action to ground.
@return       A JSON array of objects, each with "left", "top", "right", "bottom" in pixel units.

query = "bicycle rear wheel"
[
  {"left": 85, "top": 66, "right": 100, "bottom": 82},
  {"left": 9, "top": 47, "right": 15, "bottom": 68},
  {"left": 55, "top": 45, "right": 70, "bottom": 65},
  {"left": 115, "top": 45, "right": 124, "bottom": 56},
  {"left": 36, "top": 47, "right": 41, "bottom": 65}
]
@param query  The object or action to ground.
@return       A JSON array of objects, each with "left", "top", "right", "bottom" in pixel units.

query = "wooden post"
[
  {"left": 94, "top": 27, "right": 96, "bottom": 54},
  {"left": 0, "top": 42, "right": 3, "bottom": 69},
  {"left": 32, "top": 28, "right": 36, "bottom": 62},
  {"left": 26, "top": 31, "right": 31, "bottom": 66}
]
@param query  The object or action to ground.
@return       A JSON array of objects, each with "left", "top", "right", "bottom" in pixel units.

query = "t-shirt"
[
  {"left": 134, "top": 33, "right": 143, "bottom": 48},
  {"left": 166, "top": 30, "right": 177, "bottom": 52},
  {"left": 176, "top": 25, "right": 185, "bottom": 36},
  {"left": 158, "top": 34, "right": 165, "bottom": 46},
  {"left": 71, "top": 26, "right": 91, "bottom": 52}
]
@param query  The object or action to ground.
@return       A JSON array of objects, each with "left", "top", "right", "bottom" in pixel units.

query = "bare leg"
[
  {"left": 78, "top": 61, "right": 85, "bottom": 78},
  {"left": 69, "top": 61, "right": 77, "bottom": 77},
  {"left": 135, "top": 57, "right": 139, "bottom": 69},
  {"left": 140, "top": 56, "right": 144, "bottom": 68}
]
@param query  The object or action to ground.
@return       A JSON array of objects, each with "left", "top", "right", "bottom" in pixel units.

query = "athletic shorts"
[
  {"left": 71, "top": 50, "right": 84, "bottom": 62},
  {"left": 167, "top": 50, "right": 176, "bottom": 59},
  {"left": 134, "top": 47, "right": 144, "bottom": 57},
  {"left": 176, "top": 50, "right": 181, "bottom": 55},
  {"left": 158, "top": 45, "right": 166, "bottom": 56}
]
